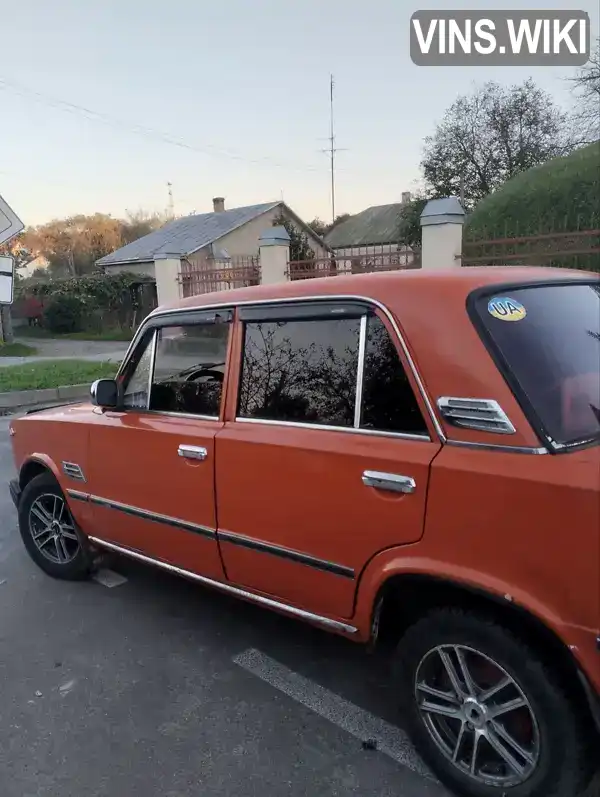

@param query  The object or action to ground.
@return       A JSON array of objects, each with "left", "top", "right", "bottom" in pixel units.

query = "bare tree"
[
  {"left": 421, "top": 79, "right": 578, "bottom": 208},
  {"left": 568, "top": 38, "right": 600, "bottom": 143}
]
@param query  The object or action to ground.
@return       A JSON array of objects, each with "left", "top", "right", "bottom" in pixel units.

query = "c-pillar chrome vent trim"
[{"left": 437, "top": 397, "right": 516, "bottom": 435}]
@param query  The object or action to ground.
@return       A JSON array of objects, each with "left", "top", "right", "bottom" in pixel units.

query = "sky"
[{"left": 0, "top": 0, "right": 598, "bottom": 228}]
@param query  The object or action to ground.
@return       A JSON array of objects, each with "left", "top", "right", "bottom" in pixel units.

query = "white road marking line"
[
  {"left": 233, "top": 648, "right": 433, "bottom": 780},
  {"left": 92, "top": 568, "right": 128, "bottom": 588}
]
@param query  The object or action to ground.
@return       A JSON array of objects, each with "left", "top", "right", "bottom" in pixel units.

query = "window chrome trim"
[
  {"left": 353, "top": 314, "right": 367, "bottom": 428},
  {"left": 218, "top": 529, "right": 355, "bottom": 579},
  {"left": 445, "top": 440, "right": 549, "bottom": 455},
  {"left": 133, "top": 293, "right": 446, "bottom": 442},
  {"left": 234, "top": 415, "right": 432, "bottom": 442},
  {"left": 105, "top": 408, "right": 220, "bottom": 423},
  {"left": 87, "top": 536, "right": 358, "bottom": 636},
  {"left": 146, "top": 329, "right": 158, "bottom": 411},
  {"left": 66, "top": 490, "right": 216, "bottom": 538}
]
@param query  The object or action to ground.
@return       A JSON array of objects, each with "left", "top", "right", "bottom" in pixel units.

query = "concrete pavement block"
[
  {"left": 0, "top": 387, "right": 58, "bottom": 409},
  {"left": 57, "top": 384, "right": 92, "bottom": 401}
]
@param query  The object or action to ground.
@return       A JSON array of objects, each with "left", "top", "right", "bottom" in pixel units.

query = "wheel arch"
[
  {"left": 371, "top": 572, "right": 597, "bottom": 735},
  {"left": 19, "top": 455, "right": 60, "bottom": 490}
]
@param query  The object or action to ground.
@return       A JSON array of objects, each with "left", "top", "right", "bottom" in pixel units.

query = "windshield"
[{"left": 473, "top": 281, "right": 600, "bottom": 449}]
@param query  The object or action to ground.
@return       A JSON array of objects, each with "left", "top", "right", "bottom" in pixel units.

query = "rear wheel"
[
  {"left": 18, "top": 473, "right": 92, "bottom": 580},
  {"left": 395, "top": 609, "right": 591, "bottom": 797}
]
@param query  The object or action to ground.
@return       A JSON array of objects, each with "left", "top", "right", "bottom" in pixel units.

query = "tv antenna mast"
[
  {"left": 166, "top": 181, "right": 175, "bottom": 219},
  {"left": 322, "top": 75, "right": 347, "bottom": 224}
]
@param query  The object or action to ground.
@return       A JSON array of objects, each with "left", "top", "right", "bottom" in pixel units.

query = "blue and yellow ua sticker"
[{"left": 487, "top": 296, "right": 527, "bottom": 322}]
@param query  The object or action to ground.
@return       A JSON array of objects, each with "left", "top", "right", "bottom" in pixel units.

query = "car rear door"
[
  {"left": 83, "top": 310, "right": 232, "bottom": 580},
  {"left": 215, "top": 300, "right": 441, "bottom": 619}
]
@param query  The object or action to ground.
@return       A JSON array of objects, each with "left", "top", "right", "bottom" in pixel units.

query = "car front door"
[
  {"left": 83, "top": 310, "right": 232, "bottom": 580},
  {"left": 215, "top": 301, "right": 441, "bottom": 619}
]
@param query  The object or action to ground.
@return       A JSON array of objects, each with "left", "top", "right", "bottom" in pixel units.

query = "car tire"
[
  {"left": 18, "top": 472, "right": 92, "bottom": 580},
  {"left": 395, "top": 608, "right": 592, "bottom": 797}
]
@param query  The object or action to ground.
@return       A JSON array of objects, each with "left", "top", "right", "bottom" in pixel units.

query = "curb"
[{"left": 0, "top": 383, "right": 90, "bottom": 411}]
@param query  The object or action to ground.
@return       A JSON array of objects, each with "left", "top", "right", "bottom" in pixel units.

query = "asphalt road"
[{"left": 0, "top": 417, "right": 447, "bottom": 797}]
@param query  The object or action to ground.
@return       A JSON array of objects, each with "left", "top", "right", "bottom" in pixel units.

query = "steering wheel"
[{"left": 184, "top": 368, "right": 224, "bottom": 383}]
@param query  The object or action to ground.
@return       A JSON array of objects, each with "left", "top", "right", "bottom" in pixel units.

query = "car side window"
[
  {"left": 360, "top": 315, "right": 428, "bottom": 435},
  {"left": 149, "top": 322, "right": 230, "bottom": 417},
  {"left": 238, "top": 317, "right": 360, "bottom": 427},
  {"left": 123, "top": 335, "right": 154, "bottom": 409}
]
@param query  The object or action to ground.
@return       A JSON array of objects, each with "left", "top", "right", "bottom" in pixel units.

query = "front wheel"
[
  {"left": 395, "top": 609, "right": 592, "bottom": 797},
  {"left": 18, "top": 473, "right": 92, "bottom": 580}
]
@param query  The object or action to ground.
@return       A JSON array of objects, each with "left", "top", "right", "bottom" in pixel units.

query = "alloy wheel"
[
  {"left": 415, "top": 644, "right": 540, "bottom": 788},
  {"left": 28, "top": 493, "right": 80, "bottom": 565}
]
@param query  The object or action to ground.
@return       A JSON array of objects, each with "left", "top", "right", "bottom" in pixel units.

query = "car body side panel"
[
  {"left": 11, "top": 405, "right": 94, "bottom": 528},
  {"left": 353, "top": 444, "right": 600, "bottom": 691}
]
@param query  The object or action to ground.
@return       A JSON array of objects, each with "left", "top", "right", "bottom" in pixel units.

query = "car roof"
[{"left": 156, "top": 266, "right": 595, "bottom": 316}]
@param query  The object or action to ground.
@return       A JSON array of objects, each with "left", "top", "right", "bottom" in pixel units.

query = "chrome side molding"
[
  {"left": 362, "top": 470, "right": 416, "bottom": 494},
  {"left": 87, "top": 536, "right": 358, "bottom": 636},
  {"left": 437, "top": 397, "right": 516, "bottom": 435}
]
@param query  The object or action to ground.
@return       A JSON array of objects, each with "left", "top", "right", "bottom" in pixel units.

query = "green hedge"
[
  {"left": 465, "top": 143, "right": 600, "bottom": 237},
  {"left": 464, "top": 143, "right": 600, "bottom": 271}
]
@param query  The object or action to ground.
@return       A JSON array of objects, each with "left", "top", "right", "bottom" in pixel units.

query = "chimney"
[
  {"left": 213, "top": 197, "right": 225, "bottom": 213},
  {"left": 401, "top": 191, "right": 412, "bottom": 204}
]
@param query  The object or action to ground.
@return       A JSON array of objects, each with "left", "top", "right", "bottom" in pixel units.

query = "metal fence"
[
  {"left": 178, "top": 256, "right": 260, "bottom": 297},
  {"left": 287, "top": 245, "right": 420, "bottom": 281},
  {"left": 460, "top": 229, "right": 600, "bottom": 271}
]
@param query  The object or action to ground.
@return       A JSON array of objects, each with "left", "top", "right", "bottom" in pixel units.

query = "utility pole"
[
  {"left": 167, "top": 182, "right": 175, "bottom": 219},
  {"left": 459, "top": 174, "right": 465, "bottom": 208}
]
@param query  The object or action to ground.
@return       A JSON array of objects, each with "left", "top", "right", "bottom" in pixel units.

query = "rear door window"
[{"left": 472, "top": 282, "right": 600, "bottom": 449}]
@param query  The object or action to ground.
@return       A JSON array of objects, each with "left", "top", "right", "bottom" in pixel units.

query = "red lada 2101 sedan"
[{"left": 9, "top": 267, "right": 600, "bottom": 797}]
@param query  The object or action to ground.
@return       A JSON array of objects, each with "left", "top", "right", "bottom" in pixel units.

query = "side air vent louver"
[
  {"left": 437, "top": 397, "right": 516, "bottom": 435},
  {"left": 62, "top": 461, "right": 86, "bottom": 482}
]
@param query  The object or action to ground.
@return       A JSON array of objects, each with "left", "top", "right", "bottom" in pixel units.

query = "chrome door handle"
[
  {"left": 178, "top": 444, "right": 208, "bottom": 461},
  {"left": 362, "top": 470, "right": 416, "bottom": 494}
]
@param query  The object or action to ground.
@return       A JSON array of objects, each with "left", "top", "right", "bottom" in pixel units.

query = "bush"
[
  {"left": 43, "top": 295, "right": 86, "bottom": 334},
  {"left": 465, "top": 142, "right": 600, "bottom": 238}
]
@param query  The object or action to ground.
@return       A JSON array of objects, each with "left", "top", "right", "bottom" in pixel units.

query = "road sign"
[
  {"left": 0, "top": 255, "right": 14, "bottom": 305},
  {"left": 0, "top": 193, "right": 24, "bottom": 247}
]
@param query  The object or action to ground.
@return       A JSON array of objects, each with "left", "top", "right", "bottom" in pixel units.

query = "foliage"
[
  {"left": 397, "top": 195, "right": 429, "bottom": 249},
  {"left": 464, "top": 143, "right": 600, "bottom": 271},
  {"left": 20, "top": 271, "right": 152, "bottom": 307},
  {"left": 43, "top": 295, "right": 86, "bottom": 334},
  {"left": 465, "top": 142, "right": 600, "bottom": 237},
  {"left": 0, "top": 360, "right": 117, "bottom": 392},
  {"left": 307, "top": 214, "right": 351, "bottom": 238},
  {"left": 0, "top": 342, "right": 37, "bottom": 357},
  {"left": 0, "top": 233, "right": 34, "bottom": 270},
  {"left": 421, "top": 79, "right": 578, "bottom": 209},
  {"left": 568, "top": 37, "right": 600, "bottom": 144},
  {"left": 20, "top": 210, "right": 167, "bottom": 277},
  {"left": 272, "top": 212, "right": 315, "bottom": 261}
]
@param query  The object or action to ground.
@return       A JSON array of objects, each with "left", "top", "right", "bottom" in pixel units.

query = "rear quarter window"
[{"left": 470, "top": 281, "right": 600, "bottom": 450}]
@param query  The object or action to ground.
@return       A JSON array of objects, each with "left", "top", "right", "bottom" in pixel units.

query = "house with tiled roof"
[
  {"left": 324, "top": 193, "right": 418, "bottom": 269},
  {"left": 96, "top": 198, "right": 328, "bottom": 302}
]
